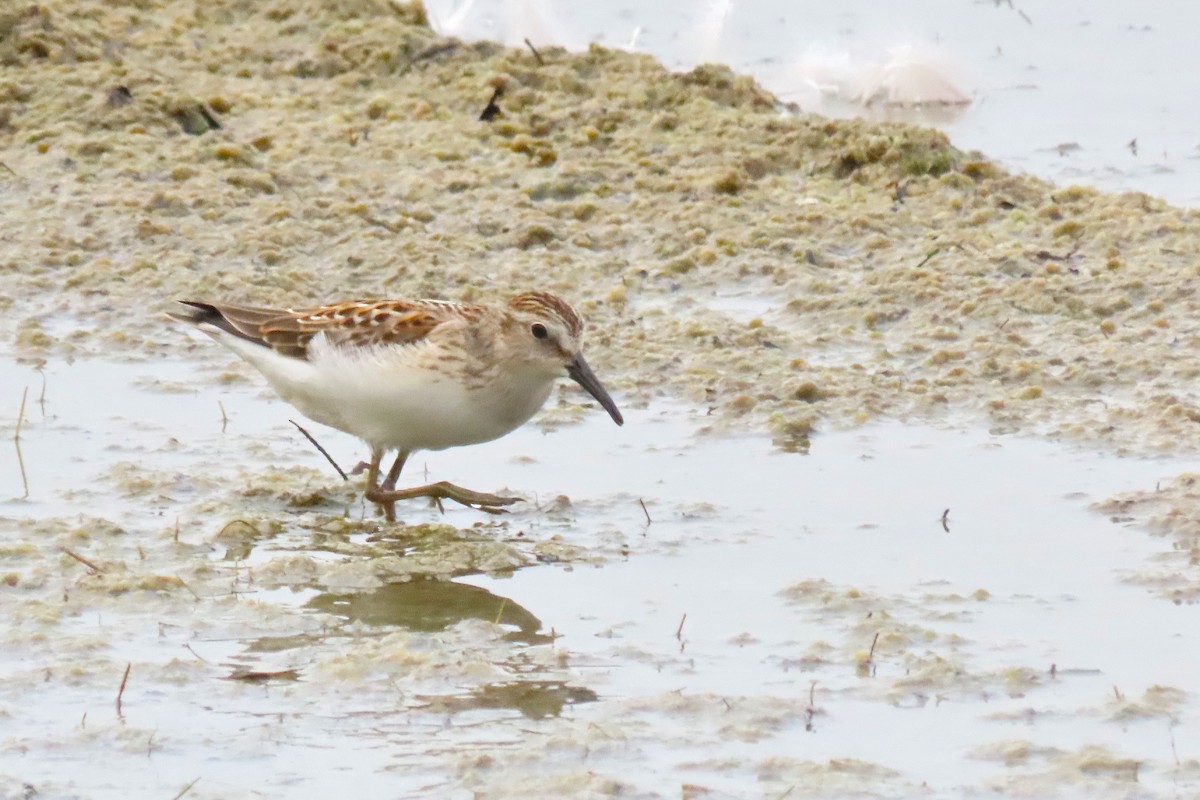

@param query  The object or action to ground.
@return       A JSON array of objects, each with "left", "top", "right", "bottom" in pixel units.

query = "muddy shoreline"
[{"left": 3, "top": 2, "right": 1200, "bottom": 798}]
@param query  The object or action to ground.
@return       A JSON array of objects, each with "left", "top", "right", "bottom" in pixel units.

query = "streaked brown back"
[{"left": 172, "top": 299, "right": 474, "bottom": 360}]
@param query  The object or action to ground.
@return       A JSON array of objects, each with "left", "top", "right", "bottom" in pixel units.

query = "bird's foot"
[
  {"left": 362, "top": 485, "right": 398, "bottom": 522},
  {"left": 366, "top": 481, "right": 522, "bottom": 516}
]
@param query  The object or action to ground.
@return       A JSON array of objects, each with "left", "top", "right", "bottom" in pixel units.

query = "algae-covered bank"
[{"left": 3, "top": 2, "right": 1200, "bottom": 798}]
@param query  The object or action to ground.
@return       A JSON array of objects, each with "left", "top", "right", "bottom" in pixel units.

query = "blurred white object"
[
  {"left": 425, "top": 0, "right": 477, "bottom": 37},
  {"left": 694, "top": 0, "right": 734, "bottom": 64},
  {"left": 854, "top": 45, "right": 971, "bottom": 106},
  {"left": 790, "top": 43, "right": 970, "bottom": 107}
]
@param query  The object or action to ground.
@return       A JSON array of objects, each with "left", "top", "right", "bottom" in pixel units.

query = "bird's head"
[{"left": 505, "top": 292, "right": 624, "bottom": 426}]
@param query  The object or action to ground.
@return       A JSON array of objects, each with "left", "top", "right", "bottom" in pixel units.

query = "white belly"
[{"left": 222, "top": 332, "right": 557, "bottom": 451}]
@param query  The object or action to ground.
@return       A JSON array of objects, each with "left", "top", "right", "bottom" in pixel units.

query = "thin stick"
[
  {"left": 638, "top": 498, "right": 652, "bottom": 525},
  {"left": 37, "top": 368, "right": 46, "bottom": 415},
  {"left": 411, "top": 41, "right": 458, "bottom": 65},
  {"left": 183, "top": 644, "right": 207, "bottom": 663},
  {"left": 524, "top": 37, "right": 545, "bottom": 65},
  {"left": 171, "top": 777, "right": 201, "bottom": 800},
  {"left": 479, "top": 86, "right": 503, "bottom": 122},
  {"left": 14, "top": 387, "right": 29, "bottom": 499},
  {"left": 493, "top": 598, "right": 507, "bottom": 625},
  {"left": 116, "top": 662, "right": 131, "bottom": 718},
  {"left": 218, "top": 401, "right": 228, "bottom": 433},
  {"left": 867, "top": 632, "right": 879, "bottom": 662},
  {"left": 289, "top": 419, "right": 348, "bottom": 481},
  {"left": 675, "top": 613, "right": 687, "bottom": 640},
  {"left": 174, "top": 574, "right": 201, "bottom": 601},
  {"left": 14, "top": 386, "right": 27, "bottom": 440},
  {"left": 62, "top": 547, "right": 102, "bottom": 574}
]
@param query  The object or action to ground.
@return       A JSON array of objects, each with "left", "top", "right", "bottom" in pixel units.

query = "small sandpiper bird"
[{"left": 169, "top": 291, "right": 623, "bottom": 519}]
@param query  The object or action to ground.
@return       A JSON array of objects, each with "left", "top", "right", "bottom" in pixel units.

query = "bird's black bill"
[{"left": 566, "top": 354, "right": 624, "bottom": 426}]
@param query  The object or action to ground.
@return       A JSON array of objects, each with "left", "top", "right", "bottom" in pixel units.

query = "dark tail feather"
[{"left": 168, "top": 300, "right": 283, "bottom": 348}]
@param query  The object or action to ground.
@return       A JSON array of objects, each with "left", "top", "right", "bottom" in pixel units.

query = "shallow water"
[
  {"left": 437, "top": 0, "right": 1200, "bottom": 205},
  {"left": 2, "top": 356, "right": 1198, "bottom": 797},
  {"left": 466, "top": 416, "right": 1200, "bottom": 796}
]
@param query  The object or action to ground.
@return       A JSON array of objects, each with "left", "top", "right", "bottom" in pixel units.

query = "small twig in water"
[
  {"left": 62, "top": 547, "right": 102, "bottom": 574},
  {"left": 14, "top": 387, "right": 29, "bottom": 499},
  {"left": 289, "top": 419, "right": 348, "bottom": 481},
  {"left": 171, "top": 777, "right": 201, "bottom": 800},
  {"left": 218, "top": 401, "right": 228, "bottom": 433},
  {"left": 675, "top": 613, "right": 687, "bottom": 640},
  {"left": 638, "top": 498, "right": 652, "bottom": 525},
  {"left": 524, "top": 37, "right": 545, "bottom": 65},
  {"left": 868, "top": 632, "right": 880, "bottom": 662},
  {"left": 15, "top": 387, "right": 27, "bottom": 441},
  {"left": 940, "top": 508, "right": 950, "bottom": 533},
  {"left": 174, "top": 574, "right": 201, "bottom": 601},
  {"left": 116, "top": 662, "right": 131, "bottom": 719},
  {"left": 805, "top": 681, "right": 818, "bottom": 731},
  {"left": 915, "top": 248, "right": 939, "bottom": 269}
]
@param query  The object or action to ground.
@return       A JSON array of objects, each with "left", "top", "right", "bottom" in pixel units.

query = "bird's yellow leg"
[
  {"left": 362, "top": 448, "right": 398, "bottom": 522},
  {"left": 374, "top": 481, "right": 522, "bottom": 515},
  {"left": 365, "top": 449, "right": 521, "bottom": 516}
]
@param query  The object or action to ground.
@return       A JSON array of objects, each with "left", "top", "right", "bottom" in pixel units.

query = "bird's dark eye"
[{"left": 531, "top": 323, "right": 549, "bottom": 339}]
